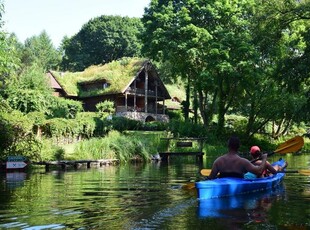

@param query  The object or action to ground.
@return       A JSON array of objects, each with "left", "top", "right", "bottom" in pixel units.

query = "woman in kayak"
[
  {"left": 246, "top": 145, "right": 287, "bottom": 178},
  {"left": 208, "top": 136, "right": 268, "bottom": 179}
]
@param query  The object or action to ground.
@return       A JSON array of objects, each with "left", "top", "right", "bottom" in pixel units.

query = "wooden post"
[
  {"left": 155, "top": 81, "right": 158, "bottom": 114},
  {"left": 134, "top": 80, "right": 137, "bottom": 111},
  {"left": 163, "top": 99, "right": 165, "bottom": 114},
  {"left": 145, "top": 67, "right": 148, "bottom": 113},
  {"left": 125, "top": 92, "right": 128, "bottom": 111}
]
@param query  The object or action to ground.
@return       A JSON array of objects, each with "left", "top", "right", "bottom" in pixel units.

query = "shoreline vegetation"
[
  {"left": 38, "top": 128, "right": 309, "bottom": 166},
  {"left": 1, "top": 97, "right": 309, "bottom": 166},
  {"left": 1, "top": 104, "right": 309, "bottom": 165}
]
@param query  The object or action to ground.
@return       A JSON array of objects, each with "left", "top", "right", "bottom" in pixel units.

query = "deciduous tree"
[{"left": 61, "top": 15, "right": 144, "bottom": 71}]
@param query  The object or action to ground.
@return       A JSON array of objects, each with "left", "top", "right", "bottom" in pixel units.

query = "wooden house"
[{"left": 47, "top": 58, "right": 171, "bottom": 122}]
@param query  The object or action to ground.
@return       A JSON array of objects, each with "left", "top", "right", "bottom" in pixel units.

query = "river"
[{"left": 0, "top": 154, "right": 309, "bottom": 229}]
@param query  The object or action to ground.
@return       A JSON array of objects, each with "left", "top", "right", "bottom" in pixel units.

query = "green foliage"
[
  {"left": 142, "top": 121, "right": 167, "bottom": 131},
  {"left": 0, "top": 110, "right": 41, "bottom": 160},
  {"left": 20, "top": 30, "right": 61, "bottom": 71},
  {"left": 96, "top": 100, "right": 115, "bottom": 114},
  {"left": 168, "top": 120, "right": 208, "bottom": 138},
  {"left": 42, "top": 112, "right": 106, "bottom": 141},
  {"left": 109, "top": 117, "right": 167, "bottom": 132},
  {"left": 26, "top": 111, "right": 46, "bottom": 126},
  {"left": 43, "top": 118, "right": 81, "bottom": 140},
  {"left": 4, "top": 65, "right": 54, "bottom": 114},
  {"left": 74, "top": 130, "right": 158, "bottom": 162},
  {"left": 48, "top": 97, "right": 83, "bottom": 119},
  {"left": 0, "top": 95, "right": 12, "bottom": 112},
  {"left": 54, "top": 148, "right": 65, "bottom": 160},
  {"left": 61, "top": 15, "right": 144, "bottom": 71},
  {"left": 0, "top": 33, "right": 21, "bottom": 88},
  {"left": 111, "top": 116, "right": 143, "bottom": 132},
  {"left": 167, "top": 110, "right": 184, "bottom": 121},
  {"left": 142, "top": 0, "right": 309, "bottom": 138},
  {"left": 75, "top": 112, "right": 98, "bottom": 138},
  {"left": 39, "top": 139, "right": 67, "bottom": 161}
]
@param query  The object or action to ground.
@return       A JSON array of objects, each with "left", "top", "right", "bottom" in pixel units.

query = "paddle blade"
[
  {"left": 200, "top": 169, "right": 211, "bottom": 177},
  {"left": 274, "top": 136, "right": 304, "bottom": 154},
  {"left": 182, "top": 182, "right": 196, "bottom": 190}
]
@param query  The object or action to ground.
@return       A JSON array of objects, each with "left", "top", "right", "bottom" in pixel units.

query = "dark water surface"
[{"left": 0, "top": 154, "right": 309, "bottom": 230}]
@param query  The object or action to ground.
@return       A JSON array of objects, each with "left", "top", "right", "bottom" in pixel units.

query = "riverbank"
[{"left": 42, "top": 130, "right": 310, "bottom": 163}]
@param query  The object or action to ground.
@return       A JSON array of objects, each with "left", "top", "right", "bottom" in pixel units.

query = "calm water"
[{"left": 0, "top": 154, "right": 309, "bottom": 230}]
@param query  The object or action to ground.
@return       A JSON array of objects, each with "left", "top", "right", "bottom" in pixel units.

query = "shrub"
[
  {"left": 48, "top": 97, "right": 83, "bottom": 119},
  {"left": 111, "top": 116, "right": 143, "bottom": 132},
  {"left": 0, "top": 110, "right": 41, "bottom": 160},
  {"left": 96, "top": 100, "right": 115, "bottom": 114},
  {"left": 168, "top": 119, "right": 208, "bottom": 138}
]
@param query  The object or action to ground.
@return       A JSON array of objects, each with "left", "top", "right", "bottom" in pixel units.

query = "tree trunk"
[
  {"left": 183, "top": 79, "right": 191, "bottom": 121},
  {"left": 193, "top": 89, "right": 198, "bottom": 124}
]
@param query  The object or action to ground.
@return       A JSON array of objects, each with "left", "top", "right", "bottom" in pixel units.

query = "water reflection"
[
  {"left": 198, "top": 184, "right": 285, "bottom": 219},
  {"left": 5, "top": 172, "right": 27, "bottom": 189},
  {"left": 0, "top": 154, "right": 309, "bottom": 229}
]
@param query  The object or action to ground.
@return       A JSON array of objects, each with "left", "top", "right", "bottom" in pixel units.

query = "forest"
[{"left": 0, "top": 0, "right": 309, "bottom": 162}]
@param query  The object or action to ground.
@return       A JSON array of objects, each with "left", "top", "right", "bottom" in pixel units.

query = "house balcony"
[{"left": 126, "top": 88, "right": 158, "bottom": 97}]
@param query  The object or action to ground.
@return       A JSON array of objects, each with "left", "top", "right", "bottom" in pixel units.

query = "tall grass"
[{"left": 73, "top": 130, "right": 164, "bottom": 162}]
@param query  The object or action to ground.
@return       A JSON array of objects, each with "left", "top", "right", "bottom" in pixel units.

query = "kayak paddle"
[{"left": 272, "top": 136, "right": 304, "bottom": 154}]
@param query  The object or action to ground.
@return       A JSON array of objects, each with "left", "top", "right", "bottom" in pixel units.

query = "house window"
[{"left": 103, "top": 83, "right": 110, "bottom": 89}]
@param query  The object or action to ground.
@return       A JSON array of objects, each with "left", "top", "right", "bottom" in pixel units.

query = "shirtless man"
[{"left": 208, "top": 136, "right": 268, "bottom": 179}]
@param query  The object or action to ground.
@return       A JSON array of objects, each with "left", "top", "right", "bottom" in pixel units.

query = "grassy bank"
[{"left": 40, "top": 128, "right": 309, "bottom": 163}]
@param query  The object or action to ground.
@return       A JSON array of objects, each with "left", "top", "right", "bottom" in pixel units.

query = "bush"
[
  {"left": 142, "top": 121, "right": 167, "bottom": 131},
  {"left": 96, "top": 100, "right": 115, "bottom": 114},
  {"left": 0, "top": 110, "right": 41, "bottom": 160},
  {"left": 168, "top": 119, "right": 208, "bottom": 138},
  {"left": 40, "top": 139, "right": 67, "bottom": 161},
  {"left": 111, "top": 116, "right": 143, "bottom": 132},
  {"left": 48, "top": 97, "right": 83, "bottom": 119}
]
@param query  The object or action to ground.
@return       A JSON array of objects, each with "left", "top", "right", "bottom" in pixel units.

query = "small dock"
[
  {"left": 31, "top": 159, "right": 119, "bottom": 172},
  {"left": 158, "top": 137, "right": 207, "bottom": 163}
]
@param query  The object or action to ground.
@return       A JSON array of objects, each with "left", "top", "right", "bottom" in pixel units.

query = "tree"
[
  {"left": 142, "top": 0, "right": 257, "bottom": 135},
  {"left": 20, "top": 30, "right": 61, "bottom": 71},
  {"left": 61, "top": 15, "right": 144, "bottom": 71},
  {"left": 238, "top": 0, "right": 310, "bottom": 138},
  {"left": 143, "top": 0, "right": 309, "bottom": 138},
  {"left": 4, "top": 65, "right": 54, "bottom": 114},
  {"left": 0, "top": 2, "right": 20, "bottom": 90}
]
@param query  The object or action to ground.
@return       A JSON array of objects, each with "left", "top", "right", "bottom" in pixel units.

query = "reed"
[{"left": 73, "top": 130, "right": 162, "bottom": 162}]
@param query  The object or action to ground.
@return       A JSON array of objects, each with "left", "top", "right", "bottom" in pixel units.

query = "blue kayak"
[{"left": 196, "top": 159, "right": 286, "bottom": 200}]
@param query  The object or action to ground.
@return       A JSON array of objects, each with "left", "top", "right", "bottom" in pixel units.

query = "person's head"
[
  {"left": 250, "top": 146, "right": 261, "bottom": 158},
  {"left": 228, "top": 136, "right": 240, "bottom": 151}
]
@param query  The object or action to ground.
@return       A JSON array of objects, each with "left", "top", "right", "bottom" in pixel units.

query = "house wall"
[
  {"left": 115, "top": 111, "right": 169, "bottom": 123},
  {"left": 82, "top": 95, "right": 116, "bottom": 111}
]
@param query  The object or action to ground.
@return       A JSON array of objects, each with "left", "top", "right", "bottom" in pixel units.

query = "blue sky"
[{"left": 3, "top": 0, "right": 150, "bottom": 48}]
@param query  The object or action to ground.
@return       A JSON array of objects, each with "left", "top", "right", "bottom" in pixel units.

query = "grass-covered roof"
[{"left": 51, "top": 57, "right": 147, "bottom": 97}]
